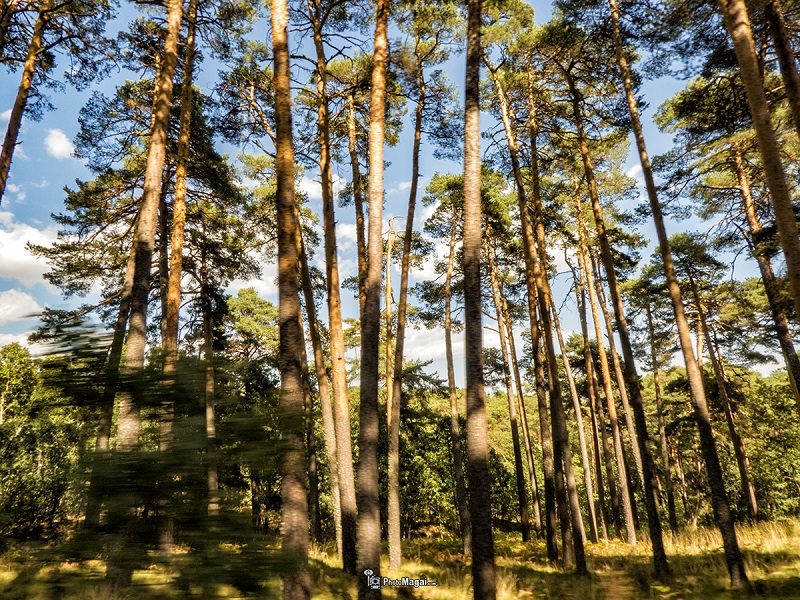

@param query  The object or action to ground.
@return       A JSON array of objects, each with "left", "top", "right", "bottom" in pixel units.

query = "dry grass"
[{"left": 3, "top": 520, "right": 800, "bottom": 598}]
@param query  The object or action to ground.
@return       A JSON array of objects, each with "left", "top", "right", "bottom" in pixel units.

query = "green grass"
[{"left": 3, "top": 520, "right": 800, "bottom": 598}]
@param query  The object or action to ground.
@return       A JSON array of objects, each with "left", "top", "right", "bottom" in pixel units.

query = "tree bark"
[
  {"left": 592, "top": 255, "right": 644, "bottom": 489},
  {"left": 765, "top": 0, "right": 800, "bottom": 143},
  {"left": 347, "top": 93, "right": 367, "bottom": 319},
  {"left": 566, "top": 50, "right": 669, "bottom": 573},
  {"left": 551, "top": 294, "right": 599, "bottom": 543},
  {"left": 0, "top": 0, "right": 51, "bottom": 206},
  {"left": 356, "top": 0, "right": 390, "bottom": 595},
  {"left": 297, "top": 224, "right": 342, "bottom": 555},
  {"left": 732, "top": 142, "right": 800, "bottom": 417},
  {"left": 273, "top": 0, "right": 311, "bottom": 592},
  {"left": 487, "top": 238, "right": 530, "bottom": 542},
  {"left": 575, "top": 197, "right": 635, "bottom": 545},
  {"left": 574, "top": 269, "right": 613, "bottom": 540},
  {"left": 646, "top": 302, "right": 679, "bottom": 533},
  {"left": 115, "top": 0, "right": 184, "bottom": 452},
  {"left": 309, "top": 1, "right": 358, "bottom": 571},
  {"left": 609, "top": 0, "right": 746, "bottom": 581},
  {"left": 388, "top": 47, "right": 428, "bottom": 569},
  {"left": 689, "top": 278, "right": 758, "bottom": 521},
  {"left": 487, "top": 55, "right": 585, "bottom": 572},
  {"left": 525, "top": 89, "right": 586, "bottom": 572},
  {"left": 163, "top": 0, "right": 198, "bottom": 372},
  {"left": 464, "top": 0, "right": 496, "bottom": 594},
  {"left": 444, "top": 218, "right": 472, "bottom": 556},
  {"left": 502, "top": 283, "right": 543, "bottom": 537},
  {"left": 717, "top": 0, "right": 800, "bottom": 329},
  {"left": 84, "top": 239, "right": 137, "bottom": 529}
]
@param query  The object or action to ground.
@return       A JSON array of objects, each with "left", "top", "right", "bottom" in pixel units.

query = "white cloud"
[
  {"left": 44, "top": 129, "right": 75, "bottom": 160},
  {"left": 0, "top": 109, "right": 10, "bottom": 123},
  {"left": 227, "top": 258, "right": 278, "bottom": 304},
  {"left": 298, "top": 175, "right": 322, "bottom": 202},
  {"left": 7, "top": 184, "right": 20, "bottom": 193},
  {"left": 0, "top": 289, "right": 42, "bottom": 326},
  {"left": 0, "top": 211, "right": 59, "bottom": 288}
]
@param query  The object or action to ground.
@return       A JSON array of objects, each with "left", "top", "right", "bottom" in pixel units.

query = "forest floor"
[{"left": 2, "top": 520, "right": 800, "bottom": 598}]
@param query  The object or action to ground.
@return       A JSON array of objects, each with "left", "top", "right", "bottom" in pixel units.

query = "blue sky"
[{"left": 0, "top": 0, "right": 771, "bottom": 385}]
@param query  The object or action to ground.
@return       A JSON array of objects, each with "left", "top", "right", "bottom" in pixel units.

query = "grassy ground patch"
[{"left": 2, "top": 520, "right": 800, "bottom": 598}]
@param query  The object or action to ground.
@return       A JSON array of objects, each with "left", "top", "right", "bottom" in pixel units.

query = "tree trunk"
[
  {"left": 0, "top": 0, "right": 51, "bottom": 206},
  {"left": 116, "top": 0, "right": 184, "bottom": 452},
  {"left": 610, "top": 0, "right": 746, "bottom": 581},
  {"left": 388, "top": 50, "right": 427, "bottom": 570},
  {"left": 464, "top": 0, "right": 496, "bottom": 594},
  {"left": 487, "top": 55, "right": 585, "bottom": 572},
  {"left": 646, "top": 302, "right": 679, "bottom": 533},
  {"left": 163, "top": 0, "right": 198, "bottom": 371},
  {"left": 356, "top": 0, "right": 390, "bottom": 595},
  {"left": 385, "top": 223, "right": 402, "bottom": 569},
  {"left": 575, "top": 198, "right": 635, "bottom": 545},
  {"left": 84, "top": 240, "right": 137, "bottom": 529},
  {"left": 347, "top": 93, "right": 367, "bottom": 319},
  {"left": 567, "top": 52, "right": 669, "bottom": 574},
  {"left": 487, "top": 238, "right": 530, "bottom": 542},
  {"left": 105, "top": 0, "right": 184, "bottom": 588},
  {"left": 551, "top": 294, "right": 599, "bottom": 543},
  {"left": 525, "top": 90, "right": 586, "bottom": 572},
  {"left": 297, "top": 224, "right": 342, "bottom": 555},
  {"left": 444, "top": 218, "right": 472, "bottom": 556},
  {"left": 574, "top": 270, "right": 613, "bottom": 540},
  {"left": 302, "top": 338, "right": 321, "bottom": 543},
  {"left": 199, "top": 255, "right": 219, "bottom": 518},
  {"left": 307, "top": 1, "right": 358, "bottom": 572},
  {"left": 732, "top": 142, "right": 800, "bottom": 417},
  {"left": 765, "top": 0, "right": 800, "bottom": 143},
  {"left": 272, "top": 0, "right": 311, "bottom": 594},
  {"left": 592, "top": 255, "right": 644, "bottom": 489},
  {"left": 502, "top": 283, "right": 543, "bottom": 537},
  {"left": 717, "top": 0, "right": 800, "bottom": 328},
  {"left": 689, "top": 278, "right": 758, "bottom": 521}
]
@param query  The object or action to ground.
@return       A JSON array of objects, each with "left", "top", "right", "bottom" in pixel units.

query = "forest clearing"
[{"left": 4, "top": 0, "right": 800, "bottom": 595}]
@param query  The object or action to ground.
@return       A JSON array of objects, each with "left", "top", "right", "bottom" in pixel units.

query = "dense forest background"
[{"left": 3, "top": 0, "right": 800, "bottom": 597}]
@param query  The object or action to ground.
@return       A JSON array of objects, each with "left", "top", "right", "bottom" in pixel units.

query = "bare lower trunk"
[
  {"left": 200, "top": 267, "right": 219, "bottom": 518},
  {"left": 273, "top": 0, "right": 311, "bottom": 593},
  {"left": 297, "top": 227, "right": 342, "bottom": 555},
  {"left": 575, "top": 200, "right": 635, "bottom": 545},
  {"left": 356, "top": 1, "right": 390, "bottom": 595},
  {"left": 574, "top": 271, "right": 613, "bottom": 540},
  {"left": 487, "top": 239, "right": 530, "bottom": 542},
  {"left": 85, "top": 241, "right": 137, "bottom": 528},
  {"left": 646, "top": 303, "right": 679, "bottom": 533},
  {"left": 551, "top": 294, "right": 599, "bottom": 543},
  {"left": 592, "top": 256, "right": 644, "bottom": 489},
  {"left": 0, "top": 0, "right": 51, "bottom": 206},
  {"left": 690, "top": 282, "right": 758, "bottom": 521},
  {"left": 106, "top": 0, "right": 184, "bottom": 588},
  {"left": 444, "top": 221, "right": 472, "bottom": 555},
  {"left": 464, "top": 1, "right": 496, "bottom": 594},
  {"left": 568, "top": 56, "right": 668, "bottom": 573},
  {"left": 502, "top": 285, "right": 542, "bottom": 536},
  {"left": 309, "top": 5, "right": 358, "bottom": 571}
]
